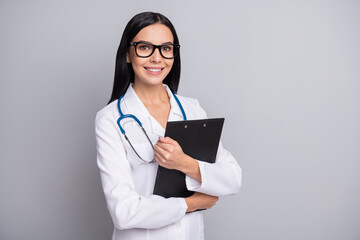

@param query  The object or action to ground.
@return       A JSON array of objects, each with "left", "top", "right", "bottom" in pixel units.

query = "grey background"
[{"left": 1, "top": 0, "right": 359, "bottom": 239}]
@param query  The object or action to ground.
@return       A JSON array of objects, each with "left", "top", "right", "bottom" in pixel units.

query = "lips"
[{"left": 144, "top": 67, "right": 164, "bottom": 74}]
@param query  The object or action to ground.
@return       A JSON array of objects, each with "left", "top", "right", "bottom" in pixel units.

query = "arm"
[
  {"left": 154, "top": 136, "right": 202, "bottom": 182},
  {"left": 154, "top": 137, "right": 241, "bottom": 197},
  {"left": 154, "top": 100, "right": 242, "bottom": 197},
  {"left": 185, "top": 141, "right": 242, "bottom": 196},
  {"left": 184, "top": 192, "right": 218, "bottom": 213},
  {"left": 95, "top": 111, "right": 187, "bottom": 230},
  {"left": 185, "top": 100, "right": 242, "bottom": 196},
  {"left": 154, "top": 137, "right": 223, "bottom": 212}
]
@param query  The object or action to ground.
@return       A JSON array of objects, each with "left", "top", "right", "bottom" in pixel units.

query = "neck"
[{"left": 132, "top": 81, "right": 169, "bottom": 105}]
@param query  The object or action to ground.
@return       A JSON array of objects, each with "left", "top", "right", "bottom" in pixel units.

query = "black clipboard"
[{"left": 153, "top": 118, "right": 225, "bottom": 198}]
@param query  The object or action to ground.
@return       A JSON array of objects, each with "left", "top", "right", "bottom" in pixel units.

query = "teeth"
[{"left": 146, "top": 68, "right": 162, "bottom": 72}]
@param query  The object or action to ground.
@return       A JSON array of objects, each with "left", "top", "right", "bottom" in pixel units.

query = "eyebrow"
[{"left": 137, "top": 40, "right": 174, "bottom": 45}]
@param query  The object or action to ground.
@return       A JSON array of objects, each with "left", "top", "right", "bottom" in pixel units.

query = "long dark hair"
[{"left": 108, "top": 12, "right": 181, "bottom": 104}]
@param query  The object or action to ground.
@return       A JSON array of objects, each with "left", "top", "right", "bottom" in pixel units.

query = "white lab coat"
[{"left": 95, "top": 84, "right": 242, "bottom": 240}]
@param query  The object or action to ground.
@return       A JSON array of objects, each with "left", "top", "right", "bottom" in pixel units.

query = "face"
[{"left": 127, "top": 23, "right": 175, "bottom": 87}]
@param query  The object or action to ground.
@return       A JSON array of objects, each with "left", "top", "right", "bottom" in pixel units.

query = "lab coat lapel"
[
  {"left": 121, "top": 84, "right": 163, "bottom": 137},
  {"left": 122, "top": 84, "right": 152, "bottom": 129},
  {"left": 147, "top": 85, "right": 184, "bottom": 137},
  {"left": 165, "top": 85, "right": 184, "bottom": 122},
  {"left": 122, "top": 84, "right": 184, "bottom": 137}
]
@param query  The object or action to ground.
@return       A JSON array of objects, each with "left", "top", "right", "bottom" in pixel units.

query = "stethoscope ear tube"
[{"left": 172, "top": 93, "right": 187, "bottom": 121}]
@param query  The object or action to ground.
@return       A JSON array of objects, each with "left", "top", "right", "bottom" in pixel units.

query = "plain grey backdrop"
[{"left": 1, "top": 0, "right": 359, "bottom": 239}]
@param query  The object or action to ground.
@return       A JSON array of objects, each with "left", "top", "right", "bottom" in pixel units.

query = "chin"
[{"left": 135, "top": 78, "right": 165, "bottom": 87}]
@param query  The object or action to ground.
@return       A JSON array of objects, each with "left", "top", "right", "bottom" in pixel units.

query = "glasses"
[{"left": 129, "top": 41, "right": 180, "bottom": 59}]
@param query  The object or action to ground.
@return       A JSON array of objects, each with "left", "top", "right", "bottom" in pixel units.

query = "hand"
[
  {"left": 154, "top": 136, "right": 202, "bottom": 182},
  {"left": 154, "top": 136, "right": 191, "bottom": 171},
  {"left": 185, "top": 192, "right": 219, "bottom": 213}
]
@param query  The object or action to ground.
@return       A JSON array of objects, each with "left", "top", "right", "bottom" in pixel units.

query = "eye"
[
  {"left": 161, "top": 45, "right": 172, "bottom": 52},
  {"left": 138, "top": 44, "right": 151, "bottom": 51}
]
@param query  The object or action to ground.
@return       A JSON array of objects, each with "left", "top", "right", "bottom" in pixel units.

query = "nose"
[{"left": 150, "top": 47, "right": 162, "bottom": 63}]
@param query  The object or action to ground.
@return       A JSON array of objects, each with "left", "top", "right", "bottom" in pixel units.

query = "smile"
[{"left": 144, "top": 67, "right": 164, "bottom": 75}]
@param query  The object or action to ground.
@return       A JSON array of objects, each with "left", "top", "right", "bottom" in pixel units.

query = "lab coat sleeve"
[
  {"left": 95, "top": 110, "right": 187, "bottom": 230},
  {"left": 185, "top": 100, "right": 242, "bottom": 197}
]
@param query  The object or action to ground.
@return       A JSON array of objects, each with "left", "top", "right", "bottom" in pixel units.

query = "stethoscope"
[{"left": 116, "top": 91, "right": 187, "bottom": 163}]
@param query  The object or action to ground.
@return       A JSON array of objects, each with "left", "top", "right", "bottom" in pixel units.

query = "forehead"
[{"left": 132, "top": 23, "right": 174, "bottom": 44}]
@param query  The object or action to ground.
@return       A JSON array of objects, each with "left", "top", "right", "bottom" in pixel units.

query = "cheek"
[
  {"left": 165, "top": 59, "right": 174, "bottom": 69},
  {"left": 130, "top": 55, "right": 146, "bottom": 68},
  {"left": 129, "top": 48, "right": 141, "bottom": 65}
]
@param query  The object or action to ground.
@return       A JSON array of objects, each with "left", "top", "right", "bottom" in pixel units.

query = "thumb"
[{"left": 159, "top": 136, "right": 177, "bottom": 145}]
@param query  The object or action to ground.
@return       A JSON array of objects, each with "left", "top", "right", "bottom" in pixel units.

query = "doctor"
[{"left": 95, "top": 12, "right": 242, "bottom": 240}]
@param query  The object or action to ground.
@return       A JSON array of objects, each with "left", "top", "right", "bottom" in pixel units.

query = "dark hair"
[{"left": 108, "top": 12, "right": 181, "bottom": 104}]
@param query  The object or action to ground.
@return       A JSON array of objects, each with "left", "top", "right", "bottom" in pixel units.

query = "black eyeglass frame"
[{"left": 129, "top": 41, "right": 180, "bottom": 59}]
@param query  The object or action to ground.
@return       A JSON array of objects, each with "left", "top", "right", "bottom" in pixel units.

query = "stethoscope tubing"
[{"left": 116, "top": 90, "right": 186, "bottom": 163}]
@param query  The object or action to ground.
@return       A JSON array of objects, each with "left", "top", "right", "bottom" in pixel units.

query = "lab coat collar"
[
  {"left": 122, "top": 84, "right": 151, "bottom": 122},
  {"left": 165, "top": 85, "right": 184, "bottom": 120},
  {"left": 122, "top": 84, "right": 184, "bottom": 136}
]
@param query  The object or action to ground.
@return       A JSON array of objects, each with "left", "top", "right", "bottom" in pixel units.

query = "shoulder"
[
  {"left": 94, "top": 100, "right": 125, "bottom": 149},
  {"left": 175, "top": 94, "right": 208, "bottom": 119},
  {"left": 95, "top": 100, "right": 119, "bottom": 129}
]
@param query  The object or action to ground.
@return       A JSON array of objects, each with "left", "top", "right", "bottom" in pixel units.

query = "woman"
[{"left": 95, "top": 12, "right": 242, "bottom": 240}]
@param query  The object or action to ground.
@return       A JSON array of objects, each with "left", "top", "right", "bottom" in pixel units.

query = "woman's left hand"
[
  {"left": 154, "top": 136, "right": 202, "bottom": 182},
  {"left": 154, "top": 136, "right": 189, "bottom": 171}
]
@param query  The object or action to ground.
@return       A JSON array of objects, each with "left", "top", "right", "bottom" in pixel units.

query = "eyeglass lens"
[{"left": 136, "top": 43, "right": 175, "bottom": 59}]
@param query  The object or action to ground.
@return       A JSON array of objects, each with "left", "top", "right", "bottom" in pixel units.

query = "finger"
[
  {"left": 154, "top": 144, "right": 170, "bottom": 160},
  {"left": 155, "top": 142, "right": 174, "bottom": 153},
  {"left": 158, "top": 136, "right": 169, "bottom": 143},
  {"left": 159, "top": 136, "right": 178, "bottom": 145},
  {"left": 154, "top": 151, "right": 166, "bottom": 165},
  {"left": 154, "top": 141, "right": 168, "bottom": 149}
]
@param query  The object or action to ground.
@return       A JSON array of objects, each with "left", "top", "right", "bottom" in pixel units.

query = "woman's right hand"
[{"left": 184, "top": 192, "right": 219, "bottom": 213}]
